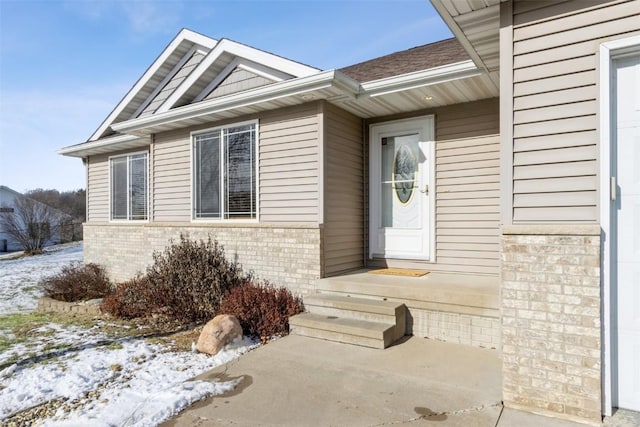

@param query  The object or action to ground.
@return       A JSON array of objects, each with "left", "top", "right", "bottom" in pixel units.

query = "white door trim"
[
  {"left": 599, "top": 34, "right": 640, "bottom": 417},
  {"left": 369, "top": 116, "right": 435, "bottom": 261}
]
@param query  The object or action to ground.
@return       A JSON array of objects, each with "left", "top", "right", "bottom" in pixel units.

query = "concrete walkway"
[{"left": 163, "top": 335, "right": 639, "bottom": 427}]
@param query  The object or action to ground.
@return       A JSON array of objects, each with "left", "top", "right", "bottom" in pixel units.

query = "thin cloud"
[
  {"left": 64, "top": 0, "right": 183, "bottom": 36},
  {"left": 120, "top": 1, "right": 182, "bottom": 35}
]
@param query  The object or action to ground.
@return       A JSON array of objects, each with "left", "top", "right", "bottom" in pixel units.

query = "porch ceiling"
[{"left": 337, "top": 70, "right": 499, "bottom": 117}]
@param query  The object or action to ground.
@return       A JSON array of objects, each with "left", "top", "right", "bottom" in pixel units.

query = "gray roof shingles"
[{"left": 339, "top": 38, "right": 469, "bottom": 83}]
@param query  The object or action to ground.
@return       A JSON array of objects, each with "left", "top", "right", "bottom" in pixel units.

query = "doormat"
[{"left": 368, "top": 268, "right": 430, "bottom": 277}]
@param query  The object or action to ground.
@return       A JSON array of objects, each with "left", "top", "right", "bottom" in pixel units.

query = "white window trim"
[
  {"left": 599, "top": 34, "right": 640, "bottom": 417},
  {"left": 190, "top": 119, "right": 259, "bottom": 223},
  {"left": 108, "top": 150, "right": 150, "bottom": 223}
]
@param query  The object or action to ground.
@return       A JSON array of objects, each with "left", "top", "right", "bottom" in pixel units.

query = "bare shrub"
[
  {"left": 102, "top": 235, "right": 250, "bottom": 323},
  {"left": 42, "top": 262, "right": 111, "bottom": 302},
  {"left": 219, "top": 281, "right": 304, "bottom": 342}
]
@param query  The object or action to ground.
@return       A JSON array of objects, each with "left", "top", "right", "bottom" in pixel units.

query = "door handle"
[{"left": 419, "top": 184, "right": 429, "bottom": 195}]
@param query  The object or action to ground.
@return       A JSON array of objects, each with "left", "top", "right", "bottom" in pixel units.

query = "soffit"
[
  {"left": 430, "top": 0, "right": 501, "bottom": 72},
  {"left": 107, "top": 67, "right": 499, "bottom": 138},
  {"left": 339, "top": 70, "right": 499, "bottom": 118}
]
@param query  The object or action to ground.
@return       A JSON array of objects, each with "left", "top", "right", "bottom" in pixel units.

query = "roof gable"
[
  {"left": 90, "top": 29, "right": 217, "bottom": 141},
  {"left": 155, "top": 38, "right": 320, "bottom": 113},
  {"left": 90, "top": 32, "right": 320, "bottom": 142}
]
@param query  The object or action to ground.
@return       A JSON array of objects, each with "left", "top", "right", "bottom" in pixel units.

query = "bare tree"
[{"left": 0, "top": 195, "right": 65, "bottom": 255}]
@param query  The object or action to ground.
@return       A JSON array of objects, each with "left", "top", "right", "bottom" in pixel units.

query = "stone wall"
[
  {"left": 83, "top": 223, "right": 323, "bottom": 296},
  {"left": 37, "top": 297, "right": 102, "bottom": 316},
  {"left": 501, "top": 225, "right": 601, "bottom": 423}
]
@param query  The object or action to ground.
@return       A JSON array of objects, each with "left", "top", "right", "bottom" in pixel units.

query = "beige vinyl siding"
[
  {"left": 149, "top": 103, "right": 321, "bottom": 223},
  {"left": 323, "top": 102, "right": 364, "bottom": 276},
  {"left": 153, "top": 130, "right": 192, "bottom": 222},
  {"left": 87, "top": 154, "right": 110, "bottom": 222},
  {"left": 205, "top": 68, "right": 274, "bottom": 100},
  {"left": 511, "top": 0, "right": 640, "bottom": 222},
  {"left": 259, "top": 103, "right": 320, "bottom": 223},
  {"left": 435, "top": 99, "right": 500, "bottom": 275}
]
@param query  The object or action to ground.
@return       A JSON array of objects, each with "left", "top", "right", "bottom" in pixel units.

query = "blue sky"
[{"left": 0, "top": 0, "right": 451, "bottom": 192}]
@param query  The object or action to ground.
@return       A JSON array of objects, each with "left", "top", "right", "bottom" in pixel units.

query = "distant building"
[{"left": 0, "top": 185, "right": 72, "bottom": 252}]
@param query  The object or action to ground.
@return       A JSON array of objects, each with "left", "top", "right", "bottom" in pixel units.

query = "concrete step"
[
  {"left": 290, "top": 295, "right": 407, "bottom": 349},
  {"left": 289, "top": 312, "right": 397, "bottom": 349},
  {"left": 303, "top": 294, "right": 402, "bottom": 324}
]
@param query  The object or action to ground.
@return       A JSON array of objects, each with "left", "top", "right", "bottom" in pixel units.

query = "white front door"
[
  {"left": 613, "top": 53, "right": 640, "bottom": 412},
  {"left": 369, "top": 116, "right": 434, "bottom": 260}
]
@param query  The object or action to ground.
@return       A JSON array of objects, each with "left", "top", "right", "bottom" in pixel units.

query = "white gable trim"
[
  {"left": 156, "top": 39, "right": 320, "bottom": 114},
  {"left": 89, "top": 29, "right": 217, "bottom": 142},
  {"left": 131, "top": 45, "right": 200, "bottom": 119},
  {"left": 192, "top": 57, "right": 291, "bottom": 103}
]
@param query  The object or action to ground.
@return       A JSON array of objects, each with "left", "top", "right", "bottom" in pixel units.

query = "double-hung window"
[
  {"left": 193, "top": 122, "right": 257, "bottom": 220},
  {"left": 110, "top": 152, "right": 148, "bottom": 221}
]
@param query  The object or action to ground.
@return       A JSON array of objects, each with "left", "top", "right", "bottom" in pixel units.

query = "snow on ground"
[
  {"left": 0, "top": 243, "right": 260, "bottom": 426},
  {"left": 0, "top": 241, "right": 83, "bottom": 313},
  {"left": 0, "top": 329, "right": 257, "bottom": 426}
]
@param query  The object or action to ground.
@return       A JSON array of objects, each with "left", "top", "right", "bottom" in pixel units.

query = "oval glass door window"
[{"left": 393, "top": 145, "right": 417, "bottom": 204}]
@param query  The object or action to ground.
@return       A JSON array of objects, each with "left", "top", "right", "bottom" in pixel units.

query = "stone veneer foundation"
[
  {"left": 413, "top": 308, "right": 501, "bottom": 349},
  {"left": 501, "top": 225, "right": 602, "bottom": 423},
  {"left": 83, "top": 223, "right": 323, "bottom": 296}
]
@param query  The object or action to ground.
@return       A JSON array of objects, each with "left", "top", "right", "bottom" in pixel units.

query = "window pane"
[
  {"left": 129, "top": 154, "right": 147, "bottom": 220},
  {"left": 195, "top": 132, "right": 221, "bottom": 218},
  {"left": 224, "top": 126, "right": 255, "bottom": 219},
  {"left": 111, "top": 157, "right": 128, "bottom": 220}
]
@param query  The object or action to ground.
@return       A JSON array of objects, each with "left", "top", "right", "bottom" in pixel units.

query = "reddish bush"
[
  {"left": 41, "top": 262, "right": 111, "bottom": 302},
  {"left": 101, "top": 276, "right": 165, "bottom": 319},
  {"left": 219, "top": 281, "right": 304, "bottom": 342}
]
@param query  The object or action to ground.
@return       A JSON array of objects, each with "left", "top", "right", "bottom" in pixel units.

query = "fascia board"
[
  {"left": 220, "top": 40, "right": 320, "bottom": 77},
  {"left": 58, "top": 134, "right": 149, "bottom": 157},
  {"left": 113, "top": 70, "right": 356, "bottom": 134},
  {"left": 88, "top": 29, "right": 217, "bottom": 142},
  {"left": 360, "top": 60, "right": 480, "bottom": 97},
  {"left": 429, "top": 0, "right": 489, "bottom": 72},
  {"left": 178, "top": 29, "right": 219, "bottom": 51},
  {"left": 156, "top": 39, "right": 321, "bottom": 114}
]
